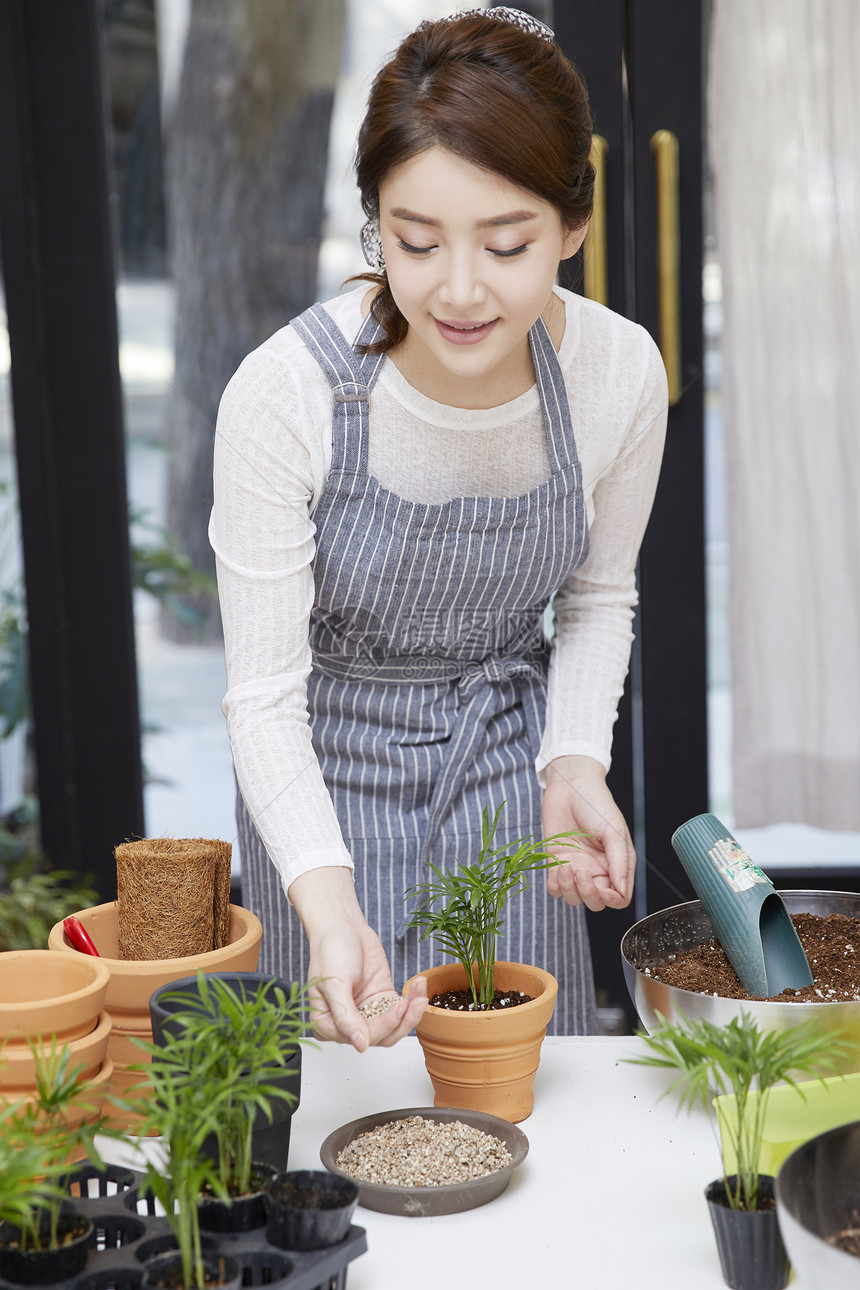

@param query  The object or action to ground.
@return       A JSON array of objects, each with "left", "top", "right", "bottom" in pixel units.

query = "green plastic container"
[{"left": 714, "top": 1071, "right": 860, "bottom": 1177}]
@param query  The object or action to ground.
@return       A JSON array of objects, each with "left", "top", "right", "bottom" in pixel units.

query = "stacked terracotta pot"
[
  {"left": 0, "top": 949, "right": 114, "bottom": 1143},
  {"left": 48, "top": 902, "right": 263, "bottom": 1127}
]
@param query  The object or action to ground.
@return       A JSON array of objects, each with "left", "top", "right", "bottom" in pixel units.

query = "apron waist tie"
[{"left": 395, "top": 651, "right": 544, "bottom": 939}]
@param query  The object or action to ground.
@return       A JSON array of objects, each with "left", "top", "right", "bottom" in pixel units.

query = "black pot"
[
  {"left": 140, "top": 1250, "right": 241, "bottom": 1290},
  {"left": 263, "top": 1170, "right": 358, "bottom": 1252},
  {"left": 0, "top": 1212, "right": 93, "bottom": 1285},
  {"left": 149, "top": 971, "right": 303, "bottom": 1171},
  {"left": 705, "top": 1176, "right": 791, "bottom": 1290},
  {"left": 198, "top": 1163, "right": 278, "bottom": 1233}
]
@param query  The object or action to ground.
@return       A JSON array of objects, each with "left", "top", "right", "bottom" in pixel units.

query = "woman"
[{"left": 210, "top": 7, "right": 667, "bottom": 1050}]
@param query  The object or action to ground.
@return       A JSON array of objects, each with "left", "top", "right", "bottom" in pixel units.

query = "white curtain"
[{"left": 709, "top": 0, "right": 860, "bottom": 829}]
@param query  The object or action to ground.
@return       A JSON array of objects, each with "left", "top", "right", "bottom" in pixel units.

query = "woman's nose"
[{"left": 437, "top": 251, "right": 486, "bottom": 308}]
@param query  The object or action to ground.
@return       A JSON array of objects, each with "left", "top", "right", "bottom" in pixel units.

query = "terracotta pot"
[
  {"left": 0, "top": 1010, "right": 112, "bottom": 1092},
  {"left": 403, "top": 961, "right": 558, "bottom": 1123},
  {"left": 47, "top": 903, "right": 262, "bottom": 1127},
  {"left": 0, "top": 950, "right": 110, "bottom": 1047}
]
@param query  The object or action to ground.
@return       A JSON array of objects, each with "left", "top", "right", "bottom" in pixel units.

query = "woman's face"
[{"left": 377, "top": 146, "right": 586, "bottom": 407}]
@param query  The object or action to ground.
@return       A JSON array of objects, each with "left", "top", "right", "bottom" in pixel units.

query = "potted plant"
[
  {"left": 148, "top": 971, "right": 308, "bottom": 1223},
  {"left": 0, "top": 1042, "right": 110, "bottom": 1285},
  {"left": 126, "top": 972, "right": 311, "bottom": 1286},
  {"left": 403, "top": 802, "right": 580, "bottom": 1123},
  {"left": 127, "top": 1028, "right": 241, "bottom": 1290},
  {"left": 627, "top": 1009, "right": 853, "bottom": 1290}
]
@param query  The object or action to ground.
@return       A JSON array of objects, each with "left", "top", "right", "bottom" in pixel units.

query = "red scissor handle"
[{"left": 63, "top": 916, "right": 100, "bottom": 956}]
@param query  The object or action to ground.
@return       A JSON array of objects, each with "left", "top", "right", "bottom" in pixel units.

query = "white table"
[
  {"left": 102, "top": 1036, "right": 811, "bottom": 1290},
  {"left": 284, "top": 1035, "right": 806, "bottom": 1290}
]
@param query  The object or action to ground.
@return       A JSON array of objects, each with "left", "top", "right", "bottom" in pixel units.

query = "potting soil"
[
  {"left": 428, "top": 988, "right": 531, "bottom": 1010},
  {"left": 828, "top": 1225, "right": 860, "bottom": 1258},
  {"left": 643, "top": 912, "right": 860, "bottom": 1001}
]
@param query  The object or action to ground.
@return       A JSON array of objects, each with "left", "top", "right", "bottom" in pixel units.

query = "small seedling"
[
  {"left": 0, "top": 1041, "right": 107, "bottom": 1251},
  {"left": 627, "top": 1009, "right": 853, "bottom": 1210},
  {"left": 125, "top": 973, "right": 311, "bottom": 1289},
  {"left": 406, "top": 802, "right": 583, "bottom": 1008}
]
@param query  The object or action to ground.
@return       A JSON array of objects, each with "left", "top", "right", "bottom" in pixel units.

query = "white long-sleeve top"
[{"left": 210, "top": 285, "right": 668, "bottom": 895}]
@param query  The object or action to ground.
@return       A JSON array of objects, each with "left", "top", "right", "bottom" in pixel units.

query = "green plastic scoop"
[{"left": 671, "top": 813, "right": 813, "bottom": 998}]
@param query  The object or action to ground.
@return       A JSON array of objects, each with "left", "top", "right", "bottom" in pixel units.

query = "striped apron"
[{"left": 239, "top": 303, "right": 598, "bottom": 1035}]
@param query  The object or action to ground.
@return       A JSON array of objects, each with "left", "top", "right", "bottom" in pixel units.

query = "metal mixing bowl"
[
  {"left": 620, "top": 890, "right": 860, "bottom": 1065},
  {"left": 776, "top": 1120, "right": 860, "bottom": 1290}
]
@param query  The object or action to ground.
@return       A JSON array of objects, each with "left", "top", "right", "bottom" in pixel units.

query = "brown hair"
[{"left": 352, "top": 12, "right": 594, "bottom": 353}]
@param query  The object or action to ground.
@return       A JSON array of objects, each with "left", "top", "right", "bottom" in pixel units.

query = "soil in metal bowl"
[
  {"left": 828, "top": 1225, "right": 860, "bottom": 1258},
  {"left": 640, "top": 912, "right": 860, "bottom": 1002},
  {"left": 428, "top": 988, "right": 532, "bottom": 1011}
]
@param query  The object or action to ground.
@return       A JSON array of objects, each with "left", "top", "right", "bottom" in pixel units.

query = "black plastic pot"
[
  {"left": 0, "top": 1164, "right": 367, "bottom": 1290},
  {"left": 0, "top": 1212, "right": 93, "bottom": 1286},
  {"left": 198, "top": 1163, "right": 278, "bottom": 1233},
  {"left": 263, "top": 1171, "right": 358, "bottom": 1252},
  {"left": 140, "top": 1250, "right": 241, "bottom": 1290},
  {"left": 705, "top": 1176, "right": 791, "bottom": 1290},
  {"left": 148, "top": 971, "right": 302, "bottom": 1171}
]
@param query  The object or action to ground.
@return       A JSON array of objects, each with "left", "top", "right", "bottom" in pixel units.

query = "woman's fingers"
[
  {"left": 308, "top": 977, "right": 370, "bottom": 1051},
  {"left": 309, "top": 973, "right": 428, "bottom": 1051},
  {"left": 371, "top": 978, "right": 428, "bottom": 1048}
]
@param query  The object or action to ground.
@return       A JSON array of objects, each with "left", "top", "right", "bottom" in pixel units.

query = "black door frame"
[
  {"left": 0, "top": 0, "right": 144, "bottom": 895},
  {"left": 556, "top": 0, "right": 708, "bottom": 1025}
]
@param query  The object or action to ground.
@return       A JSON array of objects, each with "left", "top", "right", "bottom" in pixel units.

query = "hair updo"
[{"left": 353, "top": 11, "right": 595, "bottom": 353}]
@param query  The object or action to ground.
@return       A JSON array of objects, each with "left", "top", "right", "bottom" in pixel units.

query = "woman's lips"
[{"left": 434, "top": 317, "right": 499, "bottom": 345}]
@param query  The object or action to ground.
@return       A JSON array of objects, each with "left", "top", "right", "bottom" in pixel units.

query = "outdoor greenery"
[
  {"left": 129, "top": 505, "right": 217, "bottom": 633},
  {"left": 0, "top": 500, "right": 217, "bottom": 747},
  {"left": 0, "top": 492, "right": 217, "bottom": 926},
  {"left": 127, "top": 972, "right": 309, "bottom": 1288},
  {"left": 0, "top": 842, "right": 99, "bottom": 952},
  {"left": 0, "top": 1042, "right": 107, "bottom": 1251},
  {"left": 627, "top": 1009, "right": 852, "bottom": 1211},
  {"left": 406, "top": 801, "right": 582, "bottom": 1008}
]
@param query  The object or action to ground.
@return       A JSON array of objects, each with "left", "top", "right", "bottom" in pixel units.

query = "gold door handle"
[
  {"left": 651, "top": 129, "right": 681, "bottom": 405},
  {"left": 583, "top": 134, "right": 608, "bottom": 307}
]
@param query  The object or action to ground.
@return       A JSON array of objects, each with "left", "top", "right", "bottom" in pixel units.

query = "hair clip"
[
  {"left": 360, "top": 217, "right": 386, "bottom": 271},
  {"left": 424, "top": 7, "right": 555, "bottom": 44}
]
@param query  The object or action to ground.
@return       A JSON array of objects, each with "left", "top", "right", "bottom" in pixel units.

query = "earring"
[{"left": 360, "top": 217, "right": 386, "bottom": 271}]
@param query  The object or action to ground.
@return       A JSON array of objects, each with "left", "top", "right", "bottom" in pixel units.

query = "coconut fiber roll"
[
  {"left": 196, "top": 836, "right": 232, "bottom": 949},
  {"left": 115, "top": 838, "right": 225, "bottom": 960}
]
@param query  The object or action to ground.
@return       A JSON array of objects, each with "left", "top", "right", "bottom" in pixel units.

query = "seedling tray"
[
  {"left": 714, "top": 1070, "right": 860, "bottom": 1177},
  {"left": 0, "top": 1164, "right": 367, "bottom": 1290}
]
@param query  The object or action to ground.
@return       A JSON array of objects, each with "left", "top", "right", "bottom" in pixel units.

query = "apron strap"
[
  {"left": 528, "top": 314, "right": 583, "bottom": 481},
  {"left": 291, "top": 303, "right": 386, "bottom": 474}
]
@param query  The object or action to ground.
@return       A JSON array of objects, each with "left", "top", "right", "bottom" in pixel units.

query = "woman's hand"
[
  {"left": 289, "top": 867, "right": 427, "bottom": 1051},
  {"left": 542, "top": 755, "right": 636, "bottom": 911}
]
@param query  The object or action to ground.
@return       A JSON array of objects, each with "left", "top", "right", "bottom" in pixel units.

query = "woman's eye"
[
  {"left": 397, "top": 239, "right": 435, "bottom": 255},
  {"left": 491, "top": 245, "right": 528, "bottom": 258}
]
